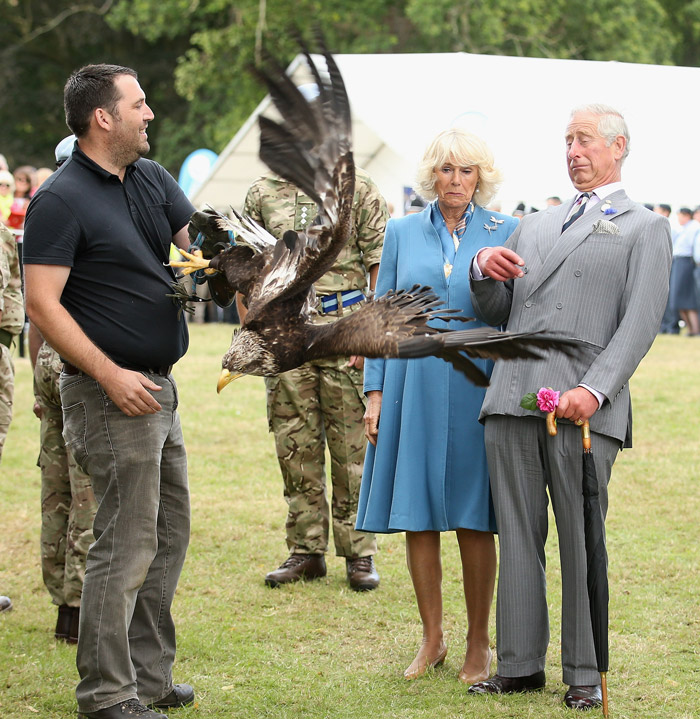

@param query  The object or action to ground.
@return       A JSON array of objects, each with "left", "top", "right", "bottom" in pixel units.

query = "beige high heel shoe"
[
  {"left": 458, "top": 646, "right": 492, "bottom": 684},
  {"left": 403, "top": 643, "right": 448, "bottom": 680}
]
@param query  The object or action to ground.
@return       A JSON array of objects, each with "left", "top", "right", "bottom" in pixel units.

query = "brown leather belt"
[{"left": 62, "top": 361, "right": 172, "bottom": 377}]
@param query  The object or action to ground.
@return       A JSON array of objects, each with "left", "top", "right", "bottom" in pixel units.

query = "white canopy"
[{"left": 190, "top": 51, "right": 700, "bottom": 216}]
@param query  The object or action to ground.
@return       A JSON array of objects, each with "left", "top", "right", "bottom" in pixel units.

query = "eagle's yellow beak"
[{"left": 217, "top": 368, "right": 243, "bottom": 393}]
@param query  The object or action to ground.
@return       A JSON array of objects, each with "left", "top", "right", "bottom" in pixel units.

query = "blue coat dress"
[{"left": 356, "top": 204, "right": 518, "bottom": 533}]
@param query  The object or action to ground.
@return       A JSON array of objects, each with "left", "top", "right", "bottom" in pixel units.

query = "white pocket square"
[{"left": 591, "top": 219, "right": 621, "bottom": 235}]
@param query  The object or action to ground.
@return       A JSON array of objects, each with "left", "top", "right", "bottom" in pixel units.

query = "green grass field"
[{"left": 1, "top": 326, "right": 699, "bottom": 718}]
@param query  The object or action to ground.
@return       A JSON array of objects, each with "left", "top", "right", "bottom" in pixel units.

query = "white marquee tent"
[{"left": 190, "top": 51, "right": 700, "bottom": 216}]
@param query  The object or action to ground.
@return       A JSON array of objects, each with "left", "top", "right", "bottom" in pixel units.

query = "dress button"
[
  {"left": 524, "top": 301, "right": 532, "bottom": 308},
  {"left": 574, "top": 270, "right": 582, "bottom": 277},
  {"left": 556, "top": 302, "right": 563, "bottom": 309}
]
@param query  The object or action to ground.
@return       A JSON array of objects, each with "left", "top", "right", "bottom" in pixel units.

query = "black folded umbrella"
[{"left": 581, "top": 420, "right": 609, "bottom": 718}]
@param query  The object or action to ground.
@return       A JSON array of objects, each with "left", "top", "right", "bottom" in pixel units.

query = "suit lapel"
[
  {"left": 535, "top": 203, "right": 570, "bottom": 262},
  {"left": 526, "top": 190, "right": 632, "bottom": 299}
]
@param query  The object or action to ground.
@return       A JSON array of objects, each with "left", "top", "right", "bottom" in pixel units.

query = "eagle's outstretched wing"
[
  {"left": 304, "top": 285, "right": 580, "bottom": 387},
  {"left": 242, "top": 37, "right": 355, "bottom": 324},
  {"left": 173, "top": 36, "right": 356, "bottom": 326}
]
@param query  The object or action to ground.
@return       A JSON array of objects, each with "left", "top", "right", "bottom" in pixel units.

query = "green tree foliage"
[
  {"left": 106, "top": 0, "right": 414, "bottom": 165},
  {"left": 0, "top": 0, "right": 693, "bottom": 177},
  {"left": 0, "top": 0, "right": 192, "bottom": 174},
  {"left": 659, "top": 0, "right": 700, "bottom": 66},
  {"left": 404, "top": 0, "right": 675, "bottom": 63}
]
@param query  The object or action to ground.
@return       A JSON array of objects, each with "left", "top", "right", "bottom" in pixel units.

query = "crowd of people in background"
[{"left": 0, "top": 156, "right": 55, "bottom": 234}]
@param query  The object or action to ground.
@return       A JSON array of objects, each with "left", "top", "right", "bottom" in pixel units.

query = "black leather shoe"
[
  {"left": 55, "top": 604, "right": 72, "bottom": 640},
  {"left": 346, "top": 556, "right": 379, "bottom": 591},
  {"left": 564, "top": 684, "right": 602, "bottom": 710},
  {"left": 151, "top": 683, "right": 195, "bottom": 709},
  {"left": 264, "top": 554, "right": 326, "bottom": 587},
  {"left": 0, "top": 595, "right": 11, "bottom": 613},
  {"left": 468, "top": 671, "right": 546, "bottom": 694},
  {"left": 77, "top": 698, "right": 167, "bottom": 718}
]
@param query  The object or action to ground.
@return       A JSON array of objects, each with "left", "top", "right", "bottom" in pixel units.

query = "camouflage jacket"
[
  {"left": 0, "top": 225, "right": 23, "bottom": 336},
  {"left": 243, "top": 168, "right": 388, "bottom": 296}
]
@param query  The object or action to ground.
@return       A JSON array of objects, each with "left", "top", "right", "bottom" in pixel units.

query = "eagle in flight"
[{"left": 172, "top": 35, "right": 578, "bottom": 391}]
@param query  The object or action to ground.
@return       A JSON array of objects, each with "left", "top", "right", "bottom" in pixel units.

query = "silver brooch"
[{"left": 484, "top": 216, "right": 504, "bottom": 235}]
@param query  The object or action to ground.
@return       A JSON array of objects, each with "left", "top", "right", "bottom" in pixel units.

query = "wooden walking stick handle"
[
  {"left": 582, "top": 419, "right": 591, "bottom": 450},
  {"left": 545, "top": 415, "right": 591, "bottom": 447}
]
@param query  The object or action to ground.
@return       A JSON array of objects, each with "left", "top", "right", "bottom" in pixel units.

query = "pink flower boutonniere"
[{"left": 521, "top": 387, "right": 560, "bottom": 435}]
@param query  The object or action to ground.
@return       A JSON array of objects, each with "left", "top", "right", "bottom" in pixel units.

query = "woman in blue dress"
[{"left": 357, "top": 129, "right": 518, "bottom": 683}]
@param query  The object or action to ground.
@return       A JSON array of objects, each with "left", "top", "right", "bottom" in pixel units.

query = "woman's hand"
[{"left": 364, "top": 390, "right": 382, "bottom": 446}]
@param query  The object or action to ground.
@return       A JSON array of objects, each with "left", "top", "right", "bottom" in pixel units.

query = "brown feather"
[{"left": 297, "top": 286, "right": 579, "bottom": 386}]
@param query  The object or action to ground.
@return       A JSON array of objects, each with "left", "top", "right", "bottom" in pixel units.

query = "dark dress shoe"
[
  {"left": 0, "top": 595, "right": 11, "bottom": 613},
  {"left": 346, "top": 556, "right": 379, "bottom": 591},
  {"left": 151, "top": 683, "right": 195, "bottom": 708},
  {"left": 564, "top": 684, "right": 602, "bottom": 710},
  {"left": 264, "top": 554, "right": 326, "bottom": 587},
  {"left": 77, "top": 698, "right": 167, "bottom": 718},
  {"left": 55, "top": 604, "right": 72, "bottom": 640},
  {"left": 468, "top": 671, "right": 546, "bottom": 694}
]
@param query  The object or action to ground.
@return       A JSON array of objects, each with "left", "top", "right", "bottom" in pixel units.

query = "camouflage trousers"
[
  {"left": 0, "top": 343, "right": 15, "bottom": 461},
  {"left": 34, "top": 344, "right": 97, "bottom": 607},
  {"left": 265, "top": 355, "right": 377, "bottom": 558}
]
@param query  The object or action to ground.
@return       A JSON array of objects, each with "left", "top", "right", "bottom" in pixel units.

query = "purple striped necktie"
[{"left": 562, "top": 192, "right": 591, "bottom": 232}]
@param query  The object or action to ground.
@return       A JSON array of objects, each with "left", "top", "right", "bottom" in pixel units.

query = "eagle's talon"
[{"left": 169, "top": 248, "right": 218, "bottom": 275}]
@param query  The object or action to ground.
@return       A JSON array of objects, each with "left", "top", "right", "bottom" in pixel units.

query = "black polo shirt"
[{"left": 23, "top": 145, "right": 194, "bottom": 369}]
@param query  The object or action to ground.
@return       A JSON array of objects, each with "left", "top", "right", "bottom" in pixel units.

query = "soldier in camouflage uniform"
[
  {"left": 0, "top": 224, "right": 23, "bottom": 462},
  {"left": 242, "top": 168, "right": 388, "bottom": 590},
  {"left": 29, "top": 328, "right": 97, "bottom": 642}
]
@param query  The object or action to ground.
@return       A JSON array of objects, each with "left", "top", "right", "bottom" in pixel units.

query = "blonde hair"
[{"left": 415, "top": 128, "right": 503, "bottom": 207}]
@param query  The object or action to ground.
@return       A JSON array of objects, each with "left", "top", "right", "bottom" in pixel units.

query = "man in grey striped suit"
[{"left": 467, "top": 105, "right": 672, "bottom": 710}]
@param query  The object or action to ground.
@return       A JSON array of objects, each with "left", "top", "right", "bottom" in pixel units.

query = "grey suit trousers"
[{"left": 484, "top": 415, "right": 620, "bottom": 686}]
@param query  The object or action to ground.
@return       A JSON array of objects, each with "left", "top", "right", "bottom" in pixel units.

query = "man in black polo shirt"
[{"left": 24, "top": 64, "right": 195, "bottom": 719}]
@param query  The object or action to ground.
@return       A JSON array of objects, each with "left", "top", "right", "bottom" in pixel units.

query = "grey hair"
[
  {"left": 571, "top": 104, "right": 630, "bottom": 162},
  {"left": 415, "top": 128, "right": 503, "bottom": 207}
]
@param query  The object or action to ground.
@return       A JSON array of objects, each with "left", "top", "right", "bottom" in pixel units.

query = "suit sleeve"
[
  {"left": 363, "top": 219, "right": 399, "bottom": 393},
  {"left": 469, "top": 221, "right": 520, "bottom": 326},
  {"left": 580, "top": 212, "right": 672, "bottom": 400}
]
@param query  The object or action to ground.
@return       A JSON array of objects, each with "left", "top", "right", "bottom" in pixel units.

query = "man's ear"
[
  {"left": 612, "top": 134, "right": 626, "bottom": 161},
  {"left": 94, "top": 107, "right": 112, "bottom": 132}
]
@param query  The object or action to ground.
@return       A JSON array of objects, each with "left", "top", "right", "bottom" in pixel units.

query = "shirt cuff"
[
  {"left": 579, "top": 383, "right": 605, "bottom": 409},
  {"left": 470, "top": 249, "right": 491, "bottom": 281}
]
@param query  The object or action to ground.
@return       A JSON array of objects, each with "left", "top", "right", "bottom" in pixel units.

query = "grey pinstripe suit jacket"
[{"left": 471, "top": 190, "right": 672, "bottom": 447}]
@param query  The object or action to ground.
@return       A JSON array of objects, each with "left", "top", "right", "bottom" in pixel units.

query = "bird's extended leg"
[{"left": 169, "top": 248, "right": 218, "bottom": 276}]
